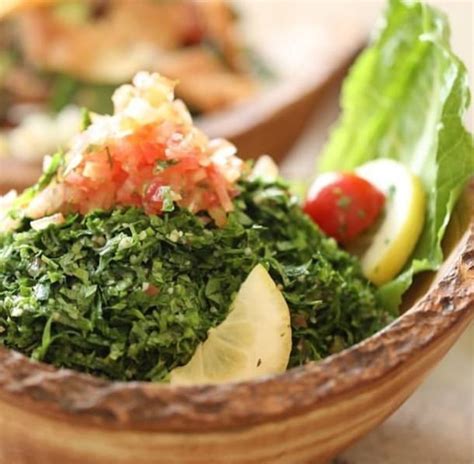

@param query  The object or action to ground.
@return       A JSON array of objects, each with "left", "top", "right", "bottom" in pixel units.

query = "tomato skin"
[
  {"left": 303, "top": 173, "right": 385, "bottom": 244},
  {"left": 143, "top": 179, "right": 165, "bottom": 214}
]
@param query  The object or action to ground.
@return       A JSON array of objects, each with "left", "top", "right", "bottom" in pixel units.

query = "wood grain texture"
[{"left": 0, "top": 186, "right": 473, "bottom": 464}]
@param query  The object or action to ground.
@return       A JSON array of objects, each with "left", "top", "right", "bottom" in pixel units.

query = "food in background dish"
[{"left": 0, "top": 0, "right": 262, "bottom": 161}]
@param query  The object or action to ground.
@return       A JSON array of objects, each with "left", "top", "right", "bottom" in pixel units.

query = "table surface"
[{"left": 278, "top": 1, "right": 473, "bottom": 463}]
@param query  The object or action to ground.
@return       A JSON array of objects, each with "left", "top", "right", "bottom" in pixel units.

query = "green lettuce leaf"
[{"left": 319, "top": 0, "right": 474, "bottom": 311}]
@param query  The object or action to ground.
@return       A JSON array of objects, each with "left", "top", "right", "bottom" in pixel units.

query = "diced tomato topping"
[
  {"left": 143, "top": 179, "right": 166, "bottom": 214},
  {"left": 56, "top": 122, "right": 237, "bottom": 220}
]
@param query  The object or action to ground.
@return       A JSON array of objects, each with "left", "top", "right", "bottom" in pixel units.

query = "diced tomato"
[
  {"left": 144, "top": 179, "right": 165, "bottom": 214},
  {"left": 202, "top": 191, "right": 219, "bottom": 208},
  {"left": 303, "top": 172, "right": 385, "bottom": 244},
  {"left": 57, "top": 122, "right": 237, "bottom": 221},
  {"left": 111, "top": 162, "right": 128, "bottom": 184},
  {"left": 206, "top": 165, "right": 233, "bottom": 212},
  {"left": 145, "top": 284, "right": 159, "bottom": 297}
]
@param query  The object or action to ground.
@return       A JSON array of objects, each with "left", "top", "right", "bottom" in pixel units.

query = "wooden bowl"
[{"left": 0, "top": 184, "right": 472, "bottom": 463}]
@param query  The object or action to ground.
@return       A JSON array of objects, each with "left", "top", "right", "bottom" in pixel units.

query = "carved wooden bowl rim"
[{"left": 0, "top": 215, "right": 473, "bottom": 434}]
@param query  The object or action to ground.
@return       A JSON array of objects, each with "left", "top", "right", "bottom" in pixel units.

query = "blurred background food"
[
  {"left": 0, "top": 0, "right": 262, "bottom": 161},
  {"left": 0, "top": 0, "right": 371, "bottom": 182}
]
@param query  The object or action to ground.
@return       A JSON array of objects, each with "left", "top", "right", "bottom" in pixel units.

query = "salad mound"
[
  {"left": 0, "top": 181, "right": 381, "bottom": 381},
  {"left": 0, "top": 70, "right": 383, "bottom": 382}
]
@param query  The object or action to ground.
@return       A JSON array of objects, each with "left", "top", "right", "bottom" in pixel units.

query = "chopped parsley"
[{"left": 0, "top": 181, "right": 387, "bottom": 381}]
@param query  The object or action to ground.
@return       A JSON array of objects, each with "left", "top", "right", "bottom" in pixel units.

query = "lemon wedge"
[
  {"left": 170, "top": 264, "right": 292, "bottom": 385},
  {"left": 355, "top": 159, "right": 426, "bottom": 285}
]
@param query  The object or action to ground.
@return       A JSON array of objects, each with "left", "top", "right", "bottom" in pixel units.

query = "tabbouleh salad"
[{"left": 0, "top": 0, "right": 473, "bottom": 384}]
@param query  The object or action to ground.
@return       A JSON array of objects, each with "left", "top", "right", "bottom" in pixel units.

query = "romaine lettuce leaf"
[{"left": 319, "top": 0, "right": 474, "bottom": 311}]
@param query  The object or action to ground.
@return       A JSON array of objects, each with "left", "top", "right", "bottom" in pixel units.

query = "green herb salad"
[
  {"left": 0, "top": 181, "right": 380, "bottom": 381},
  {"left": 0, "top": 0, "right": 472, "bottom": 384}
]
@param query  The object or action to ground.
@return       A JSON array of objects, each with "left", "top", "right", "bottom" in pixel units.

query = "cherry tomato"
[{"left": 303, "top": 172, "right": 385, "bottom": 244}]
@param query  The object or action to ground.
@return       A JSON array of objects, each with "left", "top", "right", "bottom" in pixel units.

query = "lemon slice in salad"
[
  {"left": 355, "top": 159, "right": 426, "bottom": 285},
  {"left": 170, "top": 264, "right": 292, "bottom": 385}
]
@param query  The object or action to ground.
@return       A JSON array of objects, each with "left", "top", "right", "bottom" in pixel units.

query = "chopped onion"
[{"left": 31, "top": 213, "right": 65, "bottom": 231}]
